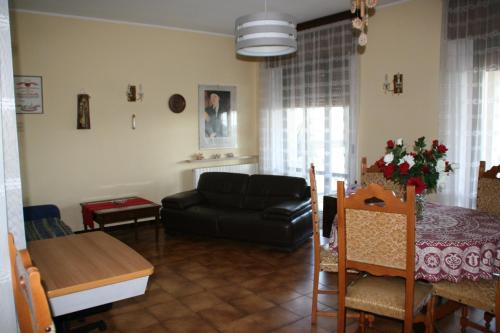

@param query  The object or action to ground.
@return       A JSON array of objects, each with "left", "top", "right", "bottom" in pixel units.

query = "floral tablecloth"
[{"left": 329, "top": 202, "right": 500, "bottom": 282}]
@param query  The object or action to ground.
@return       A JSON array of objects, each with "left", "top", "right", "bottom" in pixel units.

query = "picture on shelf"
[{"left": 199, "top": 85, "right": 237, "bottom": 149}]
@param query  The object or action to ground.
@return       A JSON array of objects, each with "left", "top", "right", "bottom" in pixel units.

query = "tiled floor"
[{"left": 70, "top": 224, "right": 495, "bottom": 332}]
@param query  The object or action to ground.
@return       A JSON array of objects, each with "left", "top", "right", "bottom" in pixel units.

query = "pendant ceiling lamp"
[
  {"left": 235, "top": 0, "right": 297, "bottom": 57},
  {"left": 351, "top": 0, "right": 378, "bottom": 46}
]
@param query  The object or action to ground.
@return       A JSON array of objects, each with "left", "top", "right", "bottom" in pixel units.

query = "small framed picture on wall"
[
  {"left": 14, "top": 75, "right": 43, "bottom": 114},
  {"left": 77, "top": 94, "right": 91, "bottom": 129}
]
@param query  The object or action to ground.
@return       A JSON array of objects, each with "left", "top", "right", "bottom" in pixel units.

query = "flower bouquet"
[{"left": 375, "top": 137, "right": 455, "bottom": 217}]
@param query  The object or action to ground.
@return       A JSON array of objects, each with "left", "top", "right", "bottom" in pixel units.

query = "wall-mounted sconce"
[
  {"left": 383, "top": 73, "right": 403, "bottom": 95},
  {"left": 127, "top": 84, "right": 143, "bottom": 102}
]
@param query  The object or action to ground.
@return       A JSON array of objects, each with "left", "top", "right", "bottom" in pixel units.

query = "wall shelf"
[{"left": 184, "top": 155, "right": 258, "bottom": 163}]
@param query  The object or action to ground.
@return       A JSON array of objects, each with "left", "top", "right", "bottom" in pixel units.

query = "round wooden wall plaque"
[{"left": 168, "top": 94, "right": 186, "bottom": 113}]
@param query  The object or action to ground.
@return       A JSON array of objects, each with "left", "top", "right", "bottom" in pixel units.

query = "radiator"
[{"left": 193, "top": 163, "right": 258, "bottom": 187}]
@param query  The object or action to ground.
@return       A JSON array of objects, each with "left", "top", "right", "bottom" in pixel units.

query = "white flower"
[
  {"left": 403, "top": 154, "right": 415, "bottom": 168},
  {"left": 436, "top": 159, "right": 446, "bottom": 172},
  {"left": 383, "top": 152, "right": 394, "bottom": 165},
  {"left": 396, "top": 138, "right": 403, "bottom": 146},
  {"left": 437, "top": 171, "right": 447, "bottom": 191}
]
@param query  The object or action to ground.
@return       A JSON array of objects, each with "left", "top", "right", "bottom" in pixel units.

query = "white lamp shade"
[{"left": 235, "top": 12, "right": 297, "bottom": 57}]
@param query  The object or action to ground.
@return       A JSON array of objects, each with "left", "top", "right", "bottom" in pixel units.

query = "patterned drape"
[
  {"left": 439, "top": 0, "right": 500, "bottom": 207},
  {"left": 260, "top": 20, "right": 358, "bottom": 198}
]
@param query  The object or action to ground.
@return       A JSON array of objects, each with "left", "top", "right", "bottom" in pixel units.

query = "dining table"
[{"left": 329, "top": 202, "right": 500, "bottom": 283}]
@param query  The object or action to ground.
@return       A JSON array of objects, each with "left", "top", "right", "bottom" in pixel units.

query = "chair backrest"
[
  {"left": 477, "top": 161, "right": 500, "bottom": 219},
  {"left": 8, "top": 234, "right": 54, "bottom": 333},
  {"left": 361, "top": 157, "right": 405, "bottom": 198},
  {"left": 309, "top": 164, "right": 321, "bottom": 269},
  {"left": 337, "top": 181, "right": 416, "bottom": 331}
]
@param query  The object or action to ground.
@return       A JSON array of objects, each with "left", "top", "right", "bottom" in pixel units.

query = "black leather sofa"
[{"left": 161, "top": 172, "right": 313, "bottom": 250}]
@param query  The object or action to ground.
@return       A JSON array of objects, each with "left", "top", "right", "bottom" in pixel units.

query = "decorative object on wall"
[
  {"left": 194, "top": 153, "right": 205, "bottom": 160},
  {"left": 168, "top": 94, "right": 186, "bottom": 113},
  {"left": 235, "top": 0, "right": 297, "bottom": 57},
  {"left": 77, "top": 93, "right": 91, "bottom": 129},
  {"left": 132, "top": 114, "right": 136, "bottom": 130},
  {"left": 14, "top": 75, "right": 43, "bottom": 114},
  {"left": 127, "top": 84, "right": 143, "bottom": 102},
  {"left": 383, "top": 73, "right": 403, "bottom": 94},
  {"left": 199, "top": 85, "right": 237, "bottom": 149},
  {"left": 351, "top": 0, "right": 378, "bottom": 46}
]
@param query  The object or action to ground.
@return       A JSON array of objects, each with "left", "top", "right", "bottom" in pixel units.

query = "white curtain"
[
  {"left": 259, "top": 20, "right": 358, "bottom": 199},
  {"left": 439, "top": 0, "right": 500, "bottom": 208}
]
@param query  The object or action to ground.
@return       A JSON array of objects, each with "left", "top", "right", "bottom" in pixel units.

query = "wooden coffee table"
[{"left": 80, "top": 197, "right": 161, "bottom": 241}]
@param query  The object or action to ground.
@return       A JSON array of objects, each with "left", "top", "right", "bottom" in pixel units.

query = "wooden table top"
[{"left": 28, "top": 232, "right": 154, "bottom": 298}]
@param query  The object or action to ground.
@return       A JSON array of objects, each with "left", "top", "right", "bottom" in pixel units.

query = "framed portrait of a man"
[{"left": 199, "top": 85, "right": 237, "bottom": 149}]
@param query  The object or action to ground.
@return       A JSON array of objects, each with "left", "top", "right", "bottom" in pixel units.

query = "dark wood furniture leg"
[
  {"left": 322, "top": 194, "right": 337, "bottom": 237},
  {"left": 155, "top": 211, "right": 160, "bottom": 242},
  {"left": 134, "top": 218, "right": 138, "bottom": 240}
]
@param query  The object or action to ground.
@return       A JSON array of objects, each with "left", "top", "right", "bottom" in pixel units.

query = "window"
[
  {"left": 481, "top": 71, "right": 500, "bottom": 168},
  {"left": 284, "top": 106, "right": 349, "bottom": 208}
]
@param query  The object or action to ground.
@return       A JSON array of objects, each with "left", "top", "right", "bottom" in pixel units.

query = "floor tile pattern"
[{"left": 66, "top": 224, "right": 495, "bottom": 332}]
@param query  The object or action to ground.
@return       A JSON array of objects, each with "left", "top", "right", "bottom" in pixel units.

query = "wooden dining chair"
[
  {"left": 336, "top": 181, "right": 434, "bottom": 333},
  {"left": 361, "top": 157, "right": 405, "bottom": 198},
  {"left": 8, "top": 233, "right": 54, "bottom": 333},
  {"left": 429, "top": 163, "right": 500, "bottom": 333},
  {"left": 477, "top": 161, "right": 500, "bottom": 219},
  {"left": 431, "top": 277, "right": 499, "bottom": 333},
  {"left": 309, "top": 163, "right": 341, "bottom": 324}
]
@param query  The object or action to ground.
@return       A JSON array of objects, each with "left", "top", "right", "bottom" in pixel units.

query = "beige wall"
[
  {"left": 12, "top": 12, "right": 258, "bottom": 231},
  {"left": 12, "top": 0, "right": 443, "bottom": 230},
  {"left": 358, "top": 0, "right": 442, "bottom": 166}
]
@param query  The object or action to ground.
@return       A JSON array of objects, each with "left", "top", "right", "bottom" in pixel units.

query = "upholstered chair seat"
[
  {"left": 319, "top": 244, "right": 338, "bottom": 272},
  {"left": 433, "top": 279, "right": 496, "bottom": 314},
  {"left": 346, "top": 276, "right": 432, "bottom": 320}
]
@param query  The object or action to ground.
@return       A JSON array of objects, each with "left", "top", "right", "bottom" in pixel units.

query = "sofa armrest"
[
  {"left": 162, "top": 190, "right": 204, "bottom": 209},
  {"left": 262, "top": 199, "right": 311, "bottom": 220}
]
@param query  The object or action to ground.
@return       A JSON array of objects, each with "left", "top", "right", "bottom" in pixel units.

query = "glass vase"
[{"left": 415, "top": 192, "right": 426, "bottom": 220}]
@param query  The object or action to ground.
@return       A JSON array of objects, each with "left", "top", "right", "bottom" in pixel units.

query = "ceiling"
[{"left": 11, "top": 0, "right": 401, "bottom": 36}]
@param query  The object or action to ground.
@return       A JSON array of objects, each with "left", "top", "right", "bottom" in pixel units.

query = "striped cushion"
[{"left": 25, "top": 217, "right": 73, "bottom": 241}]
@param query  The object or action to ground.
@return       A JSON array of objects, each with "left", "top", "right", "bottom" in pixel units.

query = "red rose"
[
  {"left": 437, "top": 144, "right": 448, "bottom": 153},
  {"left": 399, "top": 162, "right": 410, "bottom": 175},
  {"left": 387, "top": 140, "right": 395, "bottom": 149},
  {"left": 407, "top": 177, "right": 427, "bottom": 194},
  {"left": 383, "top": 164, "right": 395, "bottom": 179},
  {"left": 425, "top": 150, "right": 434, "bottom": 159},
  {"left": 376, "top": 158, "right": 385, "bottom": 169},
  {"left": 410, "top": 152, "right": 416, "bottom": 157},
  {"left": 432, "top": 140, "right": 439, "bottom": 147},
  {"left": 422, "top": 165, "right": 430, "bottom": 174}
]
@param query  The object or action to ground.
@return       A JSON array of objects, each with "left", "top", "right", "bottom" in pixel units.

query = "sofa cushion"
[
  {"left": 197, "top": 172, "right": 249, "bottom": 208},
  {"left": 164, "top": 204, "right": 223, "bottom": 235},
  {"left": 25, "top": 217, "right": 73, "bottom": 242},
  {"left": 243, "top": 175, "right": 307, "bottom": 210},
  {"left": 218, "top": 211, "right": 294, "bottom": 245}
]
